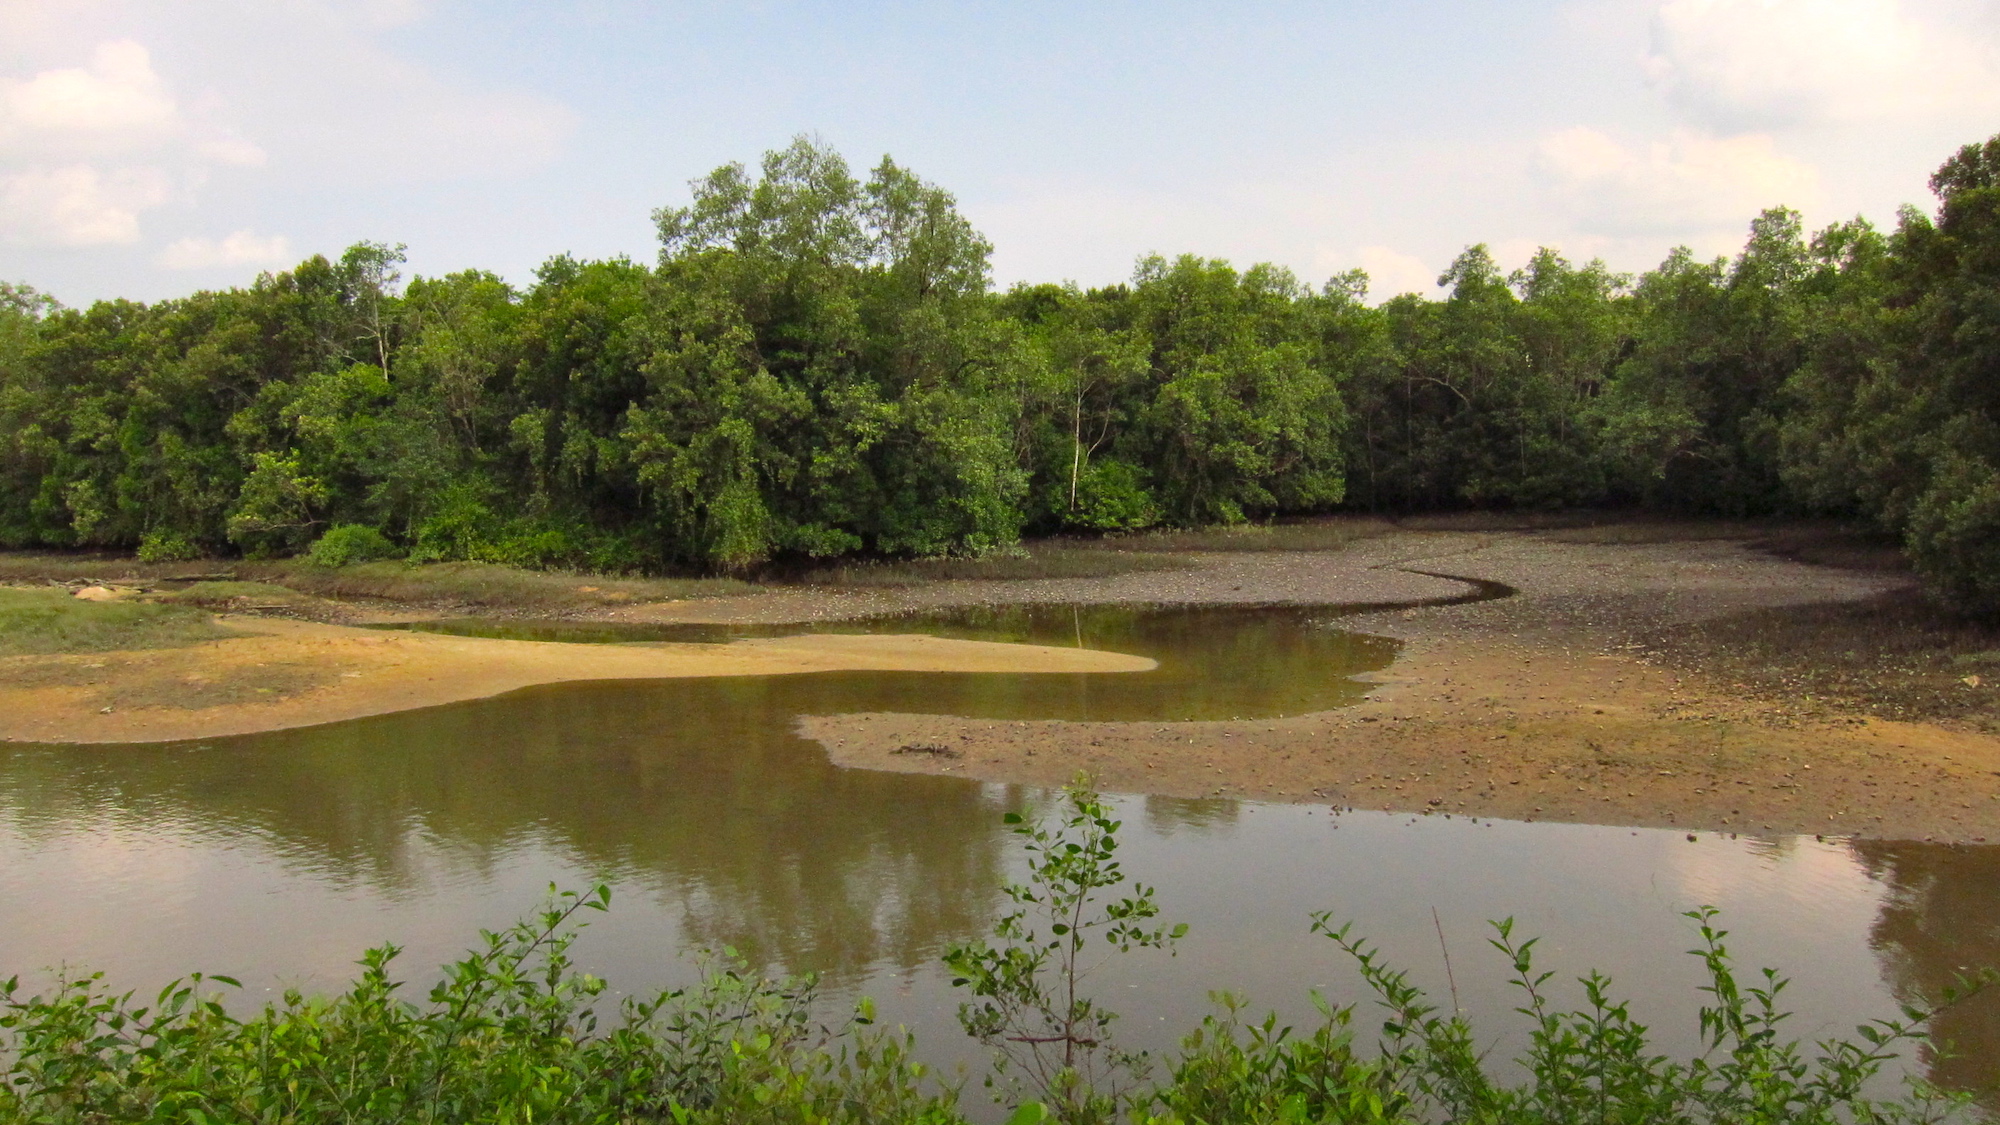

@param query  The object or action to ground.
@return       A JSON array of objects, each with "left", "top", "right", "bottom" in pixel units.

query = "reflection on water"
[
  {"left": 0, "top": 603, "right": 1995, "bottom": 1110},
  {"left": 1855, "top": 842, "right": 2000, "bottom": 1106},
  {"left": 380, "top": 602, "right": 1405, "bottom": 721}
]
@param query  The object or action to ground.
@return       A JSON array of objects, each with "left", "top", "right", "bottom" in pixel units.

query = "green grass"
[
  {"left": 0, "top": 554, "right": 756, "bottom": 613},
  {"left": 0, "top": 587, "right": 227, "bottom": 656},
  {"left": 155, "top": 581, "right": 313, "bottom": 608},
  {"left": 245, "top": 560, "right": 754, "bottom": 610},
  {"left": 0, "top": 553, "right": 234, "bottom": 585}
]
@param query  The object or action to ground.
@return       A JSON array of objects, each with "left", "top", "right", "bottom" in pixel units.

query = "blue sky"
[{"left": 4, "top": 0, "right": 1998, "bottom": 304}]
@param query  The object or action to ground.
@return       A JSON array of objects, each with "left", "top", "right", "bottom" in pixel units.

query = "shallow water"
[
  {"left": 0, "top": 603, "right": 1996, "bottom": 1111},
  {"left": 372, "top": 602, "right": 1405, "bottom": 721}
]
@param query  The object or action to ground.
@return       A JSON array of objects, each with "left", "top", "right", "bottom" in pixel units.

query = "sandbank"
[{"left": 0, "top": 616, "right": 1153, "bottom": 745}]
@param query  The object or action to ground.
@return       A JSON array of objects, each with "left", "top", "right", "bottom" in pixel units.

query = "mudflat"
[{"left": 761, "top": 527, "right": 2000, "bottom": 843}]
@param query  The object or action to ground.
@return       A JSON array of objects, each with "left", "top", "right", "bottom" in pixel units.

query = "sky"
[{"left": 3, "top": 0, "right": 1998, "bottom": 306}]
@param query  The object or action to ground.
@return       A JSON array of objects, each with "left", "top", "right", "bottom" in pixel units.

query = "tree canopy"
[{"left": 4, "top": 133, "right": 1999, "bottom": 609}]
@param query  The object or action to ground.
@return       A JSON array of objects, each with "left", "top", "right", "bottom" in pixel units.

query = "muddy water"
[{"left": 0, "top": 604, "right": 1996, "bottom": 1110}]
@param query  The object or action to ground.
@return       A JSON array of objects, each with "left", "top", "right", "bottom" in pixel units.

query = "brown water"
[{"left": 0, "top": 602, "right": 1996, "bottom": 1110}]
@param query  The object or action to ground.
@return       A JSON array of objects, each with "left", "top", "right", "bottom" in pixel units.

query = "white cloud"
[
  {"left": 0, "top": 38, "right": 265, "bottom": 166},
  {"left": 1646, "top": 0, "right": 2000, "bottom": 129},
  {"left": 0, "top": 39, "right": 267, "bottom": 247},
  {"left": 155, "top": 228, "right": 292, "bottom": 269},
  {"left": 0, "top": 39, "right": 176, "bottom": 137},
  {"left": 1536, "top": 125, "right": 1819, "bottom": 236},
  {"left": 1355, "top": 246, "right": 1436, "bottom": 299},
  {"left": 0, "top": 164, "right": 169, "bottom": 246}
]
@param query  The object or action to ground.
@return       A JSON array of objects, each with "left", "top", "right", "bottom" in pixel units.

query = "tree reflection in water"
[
  {"left": 1853, "top": 839, "right": 2000, "bottom": 1113},
  {"left": 0, "top": 605, "right": 1397, "bottom": 984}
]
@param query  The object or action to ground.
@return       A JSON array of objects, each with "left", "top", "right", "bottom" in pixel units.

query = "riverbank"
[{"left": 4, "top": 520, "right": 1998, "bottom": 841}]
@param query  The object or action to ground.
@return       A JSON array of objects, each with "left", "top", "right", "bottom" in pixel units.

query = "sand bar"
[{"left": 0, "top": 616, "right": 1155, "bottom": 745}]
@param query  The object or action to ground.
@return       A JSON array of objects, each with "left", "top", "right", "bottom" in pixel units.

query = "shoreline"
[
  {"left": 5, "top": 525, "right": 1998, "bottom": 842},
  {"left": 781, "top": 528, "right": 1998, "bottom": 843},
  {"left": 809, "top": 631, "right": 2000, "bottom": 842}
]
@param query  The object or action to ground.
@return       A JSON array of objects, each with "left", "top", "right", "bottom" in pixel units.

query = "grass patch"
[
  {"left": 157, "top": 580, "right": 314, "bottom": 608},
  {"left": 799, "top": 546, "right": 1193, "bottom": 587},
  {"left": 1646, "top": 588, "right": 2000, "bottom": 729},
  {"left": 244, "top": 560, "right": 753, "bottom": 610},
  {"left": 0, "top": 587, "right": 227, "bottom": 656},
  {"left": 0, "top": 552, "right": 756, "bottom": 612}
]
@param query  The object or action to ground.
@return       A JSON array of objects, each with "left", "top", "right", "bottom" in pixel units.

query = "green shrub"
[
  {"left": 307, "top": 524, "right": 401, "bottom": 568},
  {"left": 135, "top": 530, "right": 201, "bottom": 563},
  {"left": 1907, "top": 454, "right": 2000, "bottom": 614},
  {"left": 0, "top": 887, "right": 961, "bottom": 1125},
  {"left": 1065, "top": 460, "right": 1161, "bottom": 533}
]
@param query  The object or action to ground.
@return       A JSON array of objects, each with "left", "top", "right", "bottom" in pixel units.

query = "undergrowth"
[{"left": 1, "top": 784, "right": 1992, "bottom": 1124}]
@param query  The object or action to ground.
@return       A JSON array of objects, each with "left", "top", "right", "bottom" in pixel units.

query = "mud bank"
[{"left": 791, "top": 528, "right": 2000, "bottom": 842}]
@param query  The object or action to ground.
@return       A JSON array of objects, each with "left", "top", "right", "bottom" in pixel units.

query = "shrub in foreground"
[{"left": 1, "top": 787, "right": 1991, "bottom": 1124}]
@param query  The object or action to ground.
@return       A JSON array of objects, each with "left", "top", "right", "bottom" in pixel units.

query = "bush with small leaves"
[
  {"left": 307, "top": 524, "right": 402, "bottom": 568},
  {"left": 136, "top": 530, "right": 201, "bottom": 563}
]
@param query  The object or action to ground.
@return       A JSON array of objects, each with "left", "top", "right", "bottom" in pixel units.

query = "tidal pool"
[{"left": 0, "top": 603, "right": 1995, "bottom": 1110}]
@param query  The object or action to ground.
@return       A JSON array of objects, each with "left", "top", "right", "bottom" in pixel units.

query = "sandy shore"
[{"left": 0, "top": 616, "right": 1153, "bottom": 744}]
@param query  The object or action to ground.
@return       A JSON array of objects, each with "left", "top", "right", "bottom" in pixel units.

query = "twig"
[{"left": 1433, "top": 905, "right": 1461, "bottom": 1016}]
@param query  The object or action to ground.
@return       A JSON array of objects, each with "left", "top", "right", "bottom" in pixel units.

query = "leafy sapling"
[{"left": 944, "top": 777, "right": 1186, "bottom": 1125}]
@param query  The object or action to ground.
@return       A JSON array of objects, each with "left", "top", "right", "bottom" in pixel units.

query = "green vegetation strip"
[{"left": 0, "top": 587, "right": 227, "bottom": 657}]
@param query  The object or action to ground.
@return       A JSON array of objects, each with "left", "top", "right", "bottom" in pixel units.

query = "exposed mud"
[{"left": 784, "top": 528, "right": 2000, "bottom": 842}]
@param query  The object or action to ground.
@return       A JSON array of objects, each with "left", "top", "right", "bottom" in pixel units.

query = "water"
[{"left": 0, "top": 602, "right": 1995, "bottom": 1110}]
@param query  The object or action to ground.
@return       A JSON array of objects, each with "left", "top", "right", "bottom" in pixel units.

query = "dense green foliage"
[
  {"left": 2, "top": 788, "right": 1988, "bottom": 1124},
  {"left": 5, "top": 134, "right": 2000, "bottom": 606}
]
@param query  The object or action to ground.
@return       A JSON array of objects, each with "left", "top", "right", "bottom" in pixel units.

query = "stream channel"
[{"left": 1, "top": 600, "right": 1997, "bottom": 1109}]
